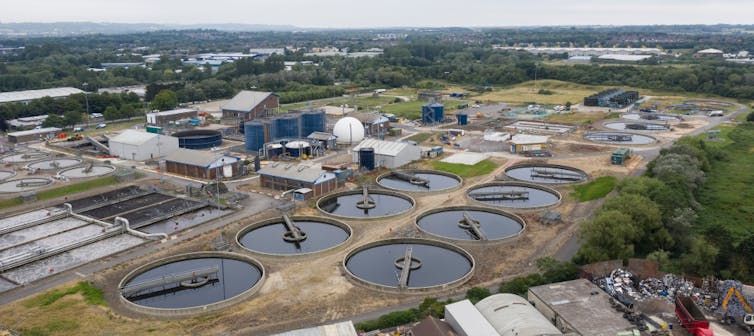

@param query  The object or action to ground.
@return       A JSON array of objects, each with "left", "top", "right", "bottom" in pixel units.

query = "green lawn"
[
  {"left": 429, "top": 159, "right": 498, "bottom": 178},
  {"left": 406, "top": 132, "right": 434, "bottom": 144},
  {"left": 36, "top": 176, "right": 119, "bottom": 201},
  {"left": 695, "top": 122, "right": 754, "bottom": 236},
  {"left": 571, "top": 176, "right": 617, "bottom": 202},
  {"left": 0, "top": 197, "right": 23, "bottom": 211}
]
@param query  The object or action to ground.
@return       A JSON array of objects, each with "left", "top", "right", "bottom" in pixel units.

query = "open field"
[
  {"left": 37, "top": 176, "right": 120, "bottom": 200},
  {"left": 695, "top": 122, "right": 754, "bottom": 237},
  {"left": 428, "top": 159, "right": 498, "bottom": 178},
  {"left": 544, "top": 111, "right": 610, "bottom": 125},
  {"left": 571, "top": 176, "right": 617, "bottom": 202}
]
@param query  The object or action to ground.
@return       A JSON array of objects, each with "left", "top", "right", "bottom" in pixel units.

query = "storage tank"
[
  {"left": 422, "top": 103, "right": 444, "bottom": 124},
  {"left": 173, "top": 130, "right": 223, "bottom": 149},
  {"left": 244, "top": 122, "right": 267, "bottom": 152},
  {"left": 271, "top": 114, "right": 300, "bottom": 140},
  {"left": 285, "top": 141, "right": 311, "bottom": 157},
  {"left": 359, "top": 148, "right": 375, "bottom": 171},
  {"left": 266, "top": 143, "right": 284, "bottom": 158},
  {"left": 300, "top": 110, "right": 326, "bottom": 138},
  {"left": 333, "top": 117, "right": 365, "bottom": 145},
  {"left": 456, "top": 112, "right": 468, "bottom": 125}
]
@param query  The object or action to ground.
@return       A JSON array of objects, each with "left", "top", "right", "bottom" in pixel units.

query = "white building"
[
  {"left": 108, "top": 129, "right": 179, "bottom": 161},
  {"left": 444, "top": 295, "right": 563, "bottom": 336},
  {"left": 351, "top": 139, "right": 421, "bottom": 169},
  {"left": 0, "top": 87, "right": 84, "bottom": 105},
  {"left": 509, "top": 134, "right": 550, "bottom": 153},
  {"left": 444, "top": 300, "right": 499, "bottom": 336}
]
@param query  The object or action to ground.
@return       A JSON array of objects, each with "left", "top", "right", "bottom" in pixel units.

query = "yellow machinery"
[{"left": 721, "top": 287, "right": 754, "bottom": 329}]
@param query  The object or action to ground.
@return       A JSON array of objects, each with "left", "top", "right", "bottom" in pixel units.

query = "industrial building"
[
  {"left": 422, "top": 103, "right": 445, "bottom": 124},
  {"left": 583, "top": 89, "right": 639, "bottom": 108},
  {"left": 271, "top": 321, "right": 357, "bottom": 336},
  {"left": 350, "top": 112, "right": 389, "bottom": 137},
  {"left": 418, "top": 91, "right": 443, "bottom": 101},
  {"left": 163, "top": 148, "right": 241, "bottom": 180},
  {"left": 221, "top": 91, "right": 280, "bottom": 123},
  {"left": 411, "top": 316, "right": 457, "bottom": 336},
  {"left": 243, "top": 110, "right": 326, "bottom": 152},
  {"left": 695, "top": 48, "right": 724, "bottom": 58},
  {"left": 108, "top": 129, "right": 179, "bottom": 161},
  {"left": 257, "top": 163, "right": 337, "bottom": 197},
  {"left": 146, "top": 108, "right": 198, "bottom": 125},
  {"left": 493, "top": 46, "right": 663, "bottom": 57},
  {"left": 7, "top": 115, "right": 49, "bottom": 130},
  {"left": 351, "top": 139, "right": 421, "bottom": 169},
  {"left": 6, "top": 127, "right": 62, "bottom": 143},
  {"left": 307, "top": 132, "right": 337, "bottom": 150},
  {"left": 443, "top": 295, "right": 561, "bottom": 336},
  {"left": 528, "top": 279, "right": 635, "bottom": 336},
  {"left": 0, "top": 87, "right": 84, "bottom": 105},
  {"left": 509, "top": 134, "right": 550, "bottom": 153}
]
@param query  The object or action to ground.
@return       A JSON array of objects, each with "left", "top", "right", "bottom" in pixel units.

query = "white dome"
[
  {"left": 285, "top": 141, "right": 311, "bottom": 149},
  {"left": 333, "top": 117, "right": 365, "bottom": 145}
]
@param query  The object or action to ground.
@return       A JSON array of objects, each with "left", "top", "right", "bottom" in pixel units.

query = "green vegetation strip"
[
  {"left": 406, "top": 132, "right": 434, "bottom": 144},
  {"left": 0, "top": 197, "right": 23, "bottom": 211},
  {"left": 572, "top": 176, "right": 617, "bottom": 201},
  {"left": 23, "top": 281, "right": 105, "bottom": 308},
  {"left": 429, "top": 159, "right": 498, "bottom": 178},
  {"left": 37, "top": 176, "right": 118, "bottom": 201}
]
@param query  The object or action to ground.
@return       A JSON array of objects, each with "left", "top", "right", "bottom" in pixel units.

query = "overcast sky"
[{"left": 1, "top": 0, "right": 752, "bottom": 28}]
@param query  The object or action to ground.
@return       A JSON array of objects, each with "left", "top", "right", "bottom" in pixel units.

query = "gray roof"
[
  {"left": 7, "top": 127, "right": 61, "bottom": 137},
  {"left": 257, "top": 162, "right": 334, "bottom": 184},
  {"left": 476, "top": 294, "right": 562, "bottom": 336},
  {"left": 0, "top": 87, "right": 84, "bottom": 104},
  {"left": 352, "top": 139, "right": 411, "bottom": 157},
  {"left": 164, "top": 148, "right": 236, "bottom": 168},
  {"left": 221, "top": 91, "right": 276, "bottom": 112},
  {"left": 271, "top": 321, "right": 357, "bottom": 336},
  {"left": 308, "top": 132, "right": 336, "bottom": 141},
  {"left": 109, "top": 130, "right": 160, "bottom": 146},
  {"left": 146, "top": 108, "right": 197, "bottom": 117}
]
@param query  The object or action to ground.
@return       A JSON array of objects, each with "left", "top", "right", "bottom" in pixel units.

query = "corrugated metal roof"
[
  {"left": 352, "top": 139, "right": 410, "bottom": 157},
  {"left": 271, "top": 321, "right": 357, "bottom": 336},
  {"left": 221, "top": 91, "right": 275, "bottom": 112},
  {"left": 445, "top": 300, "right": 500, "bottom": 336},
  {"left": 109, "top": 129, "right": 160, "bottom": 146},
  {"left": 164, "top": 148, "right": 235, "bottom": 168},
  {"left": 257, "top": 162, "right": 334, "bottom": 184},
  {"left": 0, "top": 87, "right": 84, "bottom": 104},
  {"left": 509, "top": 134, "right": 549, "bottom": 145},
  {"left": 411, "top": 316, "right": 457, "bottom": 336},
  {"left": 7, "top": 127, "right": 61, "bottom": 137},
  {"left": 308, "top": 132, "right": 336, "bottom": 141},
  {"left": 146, "top": 108, "right": 197, "bottom": 117},
  {"left": 476, "top": 294, "right": 562, "bottom": 336}
]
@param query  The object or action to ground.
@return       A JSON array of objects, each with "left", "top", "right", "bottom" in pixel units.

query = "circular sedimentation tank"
[
  {"left": 377, "top": 170, "right": 461, "bottom": 192},
  {"left": 0, "top": 152, "right": 49, "bottom": 163},
  {"left": 415, "top": 206, "right": 525, "bottom": 241},
  {"left": 504, "top": 163, "right": 587, "bottom": 184},
  {"left": 317, "top": 187, "right": 415, "bottom": 219},
  {"left": 0, "top": 170, "right": 16, "bottom": 181},
  {"left": 603, "top": 122, "right": 670, "bottom": 132},
  {"left": 118, "top": 252, "right": 265, "bottom": 316},
  {"left": 467, "top": 182, "right": 562, "bottom": 209},
  {"left": 584, "top": 132, "right": 657, "bottom": 145},
  {"left": 621, "top": 113, "right": 680, "bottom": 121},
  {"left": 58, "top": 165, "right": 116, "bottom": 179},
  {"left": 236, "top": 216, "right": 352, "bottom": 255},
  {"left": 0, "top": 177, "right": 53, "bottom": 193},
  {"left": 26, "top": 158, "right": 82, "bottom": 170},
  {"left": 344, "top": 238, "right": 474, "bottom": 292},
  {"left": 173, "top": 129, "right": 223, "bottom": 149}
]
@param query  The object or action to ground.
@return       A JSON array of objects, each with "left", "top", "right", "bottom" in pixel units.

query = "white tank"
[
  {"left": 333, "top": 117, "right": 365, "bottom": 145},
  {"left": 284, "top": 141, "right": 311, "bottom": 149}
]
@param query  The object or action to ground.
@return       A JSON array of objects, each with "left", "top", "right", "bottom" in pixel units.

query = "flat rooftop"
[{"left": 528, "top": 279, "right": 634, "bottom": 336}]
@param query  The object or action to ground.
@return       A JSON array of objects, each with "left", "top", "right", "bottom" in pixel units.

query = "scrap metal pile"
[
  {"left": 596, "top": 268, "right": 704, "bottom": 305},
  {"left": 718, "top": 280, "right": 754, "bottom": 317}
]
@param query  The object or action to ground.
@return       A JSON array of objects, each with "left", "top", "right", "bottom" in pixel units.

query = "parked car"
[
  {"left": 73, "top": 127, "right": 84, "bottom": 132},
  {"left": 95, "top": 123, "right": 107, "bottom": 129}
]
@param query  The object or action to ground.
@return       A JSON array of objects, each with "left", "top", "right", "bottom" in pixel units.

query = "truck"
[{"left": 676, "top": 296, "right": 714, "bottom": 336}]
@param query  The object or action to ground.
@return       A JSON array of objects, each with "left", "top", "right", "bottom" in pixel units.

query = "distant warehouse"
[
  {"left": 221, "top": 91, "right": 280, "bottom": 123},
  {"left": 257, "top": 163, "right": 337, "bottom": 197},
  {"left": 164, "top": 148, "right": 241, "bottom": 179},
  {"left": 583, "top": 89, "right": 639, "bottom": 108},
  {"left": 0, "top": 87, "right": 84, "bottom": 105},
  {"left": 146, "top": 108, "right": 198, "bottom": 125},
  {"left": 108, "top": 130, "right": 179, "bottom": 161},
  {"left": 351, "top": 139, "right": 421, "bottom": 169},
  {"left": 6, "top": 127, "right": 62, "bottom": 143}
]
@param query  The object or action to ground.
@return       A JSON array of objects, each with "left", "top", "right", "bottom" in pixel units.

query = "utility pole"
[{"left": 82, "top": 82, "right": 90, "bottom": 127}]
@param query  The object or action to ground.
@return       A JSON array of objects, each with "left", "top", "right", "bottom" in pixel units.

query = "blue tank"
[
  {"left": 271, "top": 114, "right": 300, "bottom": 140},
  {"left": 422, "top": 103, "right": 444, "bottom": 124},
  {"left": 244, "top": 122, "right": 266, "bottom": 152},
  {"left": 300, "top": 110, "right": 325, "bottom": 138},
  {"left": 359, "top": 148, "right": 375, "bottom": 171},
  {"left": 457, "top": 113, "right": 468, "bottom": 125}
]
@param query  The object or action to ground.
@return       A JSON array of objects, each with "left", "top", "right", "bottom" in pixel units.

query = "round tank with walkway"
[
  {"left": 504, "top": 163, "right": 587, "bottom": 184},
  {"left": 58, "top": 164, "right": 116, "bottom": 179},
  {"left": 0, "top": 170, "right": 16, "bottom": 181},
  {"left": 26, "top": 158, "right": 82, "bottom": 170},
  {"left": 377, "top": 170, "right": 461, "bottom": 192},
  {"left": 0, "top": 152, "right": 49, "bottom": 164},
  {"left": 603, "top": 121, "right": 670, "bottom": 132},
  {"left": 0, "top": 178, "right": 53, "bottom": 193},
  {"left": 343, "top": 238, "right": 474, "bottom": 293},
  {"left": 118, "top": 252, "right": 265, "bottom": 316},
  {"left": 415, "top": 206, "right": 525, "bottom": 242},
  {"left": 317, "top": 186, "right": 415, "bottom": 219},
  {"left": 584, "top": 132, "right": 657, "bottom": 145},
  {"left": 236, "top": 215, "right": 352, "bottom": 256},
  {"left": 468, "top": 181, "right": 562, "bottom": 209}
]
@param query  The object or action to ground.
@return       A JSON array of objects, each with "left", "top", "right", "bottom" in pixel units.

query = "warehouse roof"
[
  {"left": 411, "top": 316, "right": 457, "bottom": 336},
  {"left": 509, "top": 134, "right": 549, "bottom": 145},
  {"left": 7, "top": 127, "right": 61, "bottom": 137},
  {"left": 271, "top": 321, "right": 357, "bottom": 336},
  {"left": 257, "top": 162, "right": 335, "bottom": 184},
  {"left": 350, "top": 112, "right": 389, "bottom": 125},
  {"left": 697, "top": 48, "right": 723, "bottom": 54},
  {"left": 109, "top": 130, "right": 161, "bottom": 146},
  {"left": 528, "top": 279, "right": 634, "bottom": 336},
  {"left": 0, "top": 87, "right": 84, "bottom": 104},
  {"left": 352, "top": 139, "right": 413, "bottom": 157},
  {"left": 308, "top": 132, "right": 336, "bottom": 141},
  {"left": 444, "top": 300, "right": 499, "bottom": 336},
  {"left": 146, "top": 108, "right": 197, "bottom": 117},
  {"left": 597, "top": 54, "right": 653, "bottom": 62},
  {"left": 164, "top": 148, "right": 238, "bottom": 168},
  {"left": 476, "top": 294, "right": 562, "bottom": 336},
  {"left": 221, "top": 91, "right": 277, "bottom": 112}
]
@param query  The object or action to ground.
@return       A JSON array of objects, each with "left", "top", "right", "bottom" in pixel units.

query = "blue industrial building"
[
  {"left": 422, "top": 103, "right": 445, "bottom": 125},
  {"left": 244, "top": 109, "right": 326, "bottom": 152}
]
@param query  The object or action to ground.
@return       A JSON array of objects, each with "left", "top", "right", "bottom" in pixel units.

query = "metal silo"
[
  {"left": 422, "top": 103, "right": 444, "bottom": 125},
  {"left": 271, "top": 114, "right": 300, "bottom": 140},
  {"left": 359, "top": 148, "right": 375, "bottom": 171},
  {"left": 244, "top": 122, "right": 266, "bottom": 152},
  {"left": 456, "top": 112, "right": 468, "bottom": 125},
  {"left": 300, "top": 110, "right": 326, "bottom": 138}
]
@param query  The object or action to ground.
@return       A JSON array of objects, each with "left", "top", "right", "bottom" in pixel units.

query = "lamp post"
[
  {"left": 82, "top": 82, "right": 90, "bottom": 127},
  {"left": 215, "top": 158, "right": 223, "bottom": 209}
]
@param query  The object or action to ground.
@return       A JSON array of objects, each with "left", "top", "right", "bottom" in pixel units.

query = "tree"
[
  {"left": 465, "top": 287, "right": 491, "bottom": 304},
  {"left": 103, "top": 106, "right": 121, "bottom": 121},
  {"left": 602, "top": 194, "right": 671, "bottom": 253},
  {"left": 679, "top": 238, "right": 719, "bottom": 276},
  {"left": 63, "top": 111, "right": 82, "bottom": 127},
  {"left": 151, "top": 89, "right": 178, "bottom": 111},
  {"left": 747, "top": 111, "right": 754, "bottom": 122},
  {"left": 576, "top": 210, "right": 639, "bottom": 263},
  {"left": 42, "top": 114, "right": 65, "bottom": 128}
]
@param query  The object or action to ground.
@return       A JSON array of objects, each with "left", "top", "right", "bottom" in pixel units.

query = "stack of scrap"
[
  {"left": 718, "top": 280, "right": 754, "bottom": 317},
  {"left": 638, "top": 274, "right": 700, "bottom": 301},
  {"left": 596, "top": 268, "right": 710, "bottom": 305}
]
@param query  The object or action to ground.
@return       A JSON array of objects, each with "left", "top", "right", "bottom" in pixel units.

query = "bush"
[
  {"left": 747, "top": 111, "right": 754, "bottom": 122},
  {"left": 538, "top": 89, "right": 554, "bottom": 95},
  {"left": 465, "top": 287, "right": 492, "bottom": 304}
]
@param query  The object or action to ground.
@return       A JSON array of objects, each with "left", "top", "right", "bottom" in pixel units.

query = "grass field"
[
  {"left": 695, "top": 122, "right": 754, "bottom": 236},
  {"left": 406, "top": 132, "right": 435, "bottom": 144},
  {"left": 571, "top": 176, "right": 617, "bottom": 201},
  {"left": 36, "top": 176, "right": 118, "bottom": 201},
  {"left": 0, "top": 197, "right": 23, "bottom": 211},
  {"left": 429, "top": 159, "right": 498, "bottom": 178}
]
